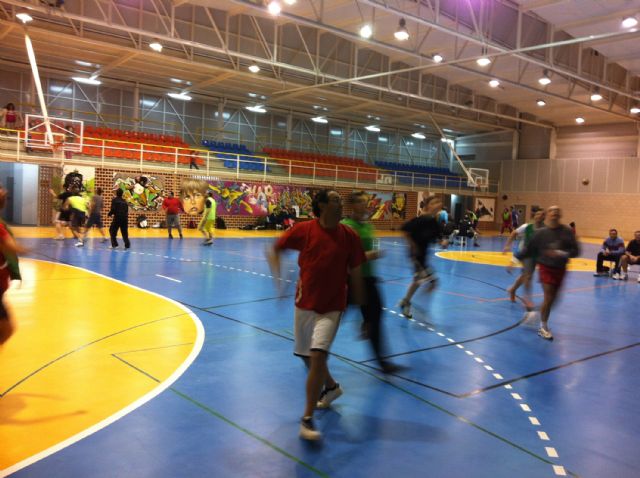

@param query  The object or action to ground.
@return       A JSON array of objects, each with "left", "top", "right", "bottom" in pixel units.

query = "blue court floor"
[{"left": 8, "top": 233, "right": 640, "bottom": 477}]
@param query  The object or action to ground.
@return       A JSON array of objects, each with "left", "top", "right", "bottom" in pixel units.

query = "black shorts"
[
  {"left": 86, "top": 213, "right": 103, "bottom": 228},
  {"left": 71, "top": 209, "right": 86, "bottom": 228},
  {"left": 58, "top": 210, "right": 72, "bottom": 222},
  {"left": 0, "top": 295, "right": 7, "bottom": 320}
]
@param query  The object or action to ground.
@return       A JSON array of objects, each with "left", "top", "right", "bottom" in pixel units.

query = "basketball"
[{"left": 581, "top": 178, "right": 590, "bottom": 185}]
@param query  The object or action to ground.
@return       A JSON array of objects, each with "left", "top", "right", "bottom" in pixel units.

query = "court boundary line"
[{"left": 1, "top": 258, "right": 206, "bottom": 477}]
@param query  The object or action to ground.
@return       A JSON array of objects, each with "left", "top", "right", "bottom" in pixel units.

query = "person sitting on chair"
[
  {"left": 616, "top": 230, "right": 640, "bottom": 281},
  {"left": 594, "top": 228, "right": 625, "bottom": 277},
  {"left": 449, "top": 214, "right": 480, "bottom": 247}
]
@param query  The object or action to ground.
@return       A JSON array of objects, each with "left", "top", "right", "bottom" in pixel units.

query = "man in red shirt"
[
  {"left": 268, "top": 189, "right": 366, "bottom": 441},
  {"left": 0, "top": 188, "right": 26, "bottom": 345},
  {"left": 162, "top": 191, "right": 184, "bottom": 239}
]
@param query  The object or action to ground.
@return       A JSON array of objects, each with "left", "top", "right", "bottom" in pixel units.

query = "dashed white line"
[
  {"left": 504, "top": 384, "right": 513, "bottom": 390},
  {"left": 529, "top": 417, "right": 540, "bottom": 426},
  {"left": 545, "top": 447, "right": 559, "bottom": 458},
  {"left": 155, "top": 274, "right": 182, "bottom": 283},
  {"left": 474, "top": 357, "right": 484, "bottom": 363},
  {"left": 465, "top": 350, "right": 474, "bottom": 356},
  {"left": 437, "top": 332, "right": 445, "bottom": 337},
  {"left": 510, "top": 393, "right": 522, "bottom": 400},
  {"left": 520, "top": 404, "right": 531, "bottom": 412},
  {"left": 537, "top": 431, "right": 550, "bottom": 441},
  {"left": 493, "top": 373, "right": 503, "bottom": 380},
  {"left": 456, "top": 344, "right": 464, "bottom": 349},
  {"left": 484, "top": 365, "right": 494, "bottom": 371},
  {"left": 446, "top": 338, "right": 455, "bottom": 343},
  {"left": 552, "top": 465, "right": 567, "bottom": 476}
]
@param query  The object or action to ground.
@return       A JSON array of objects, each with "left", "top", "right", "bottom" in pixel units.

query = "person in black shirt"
[
  {"left": 49, "top": 188, "right": 73, "bottom": 240},
  {"left": 108, "top": 189, "right": 130, "bottom": 249},
  {"left": 618, "top": 230, "right": 640, "bottom": 281},
  {"left": 398, "top": 195, "right": 448, "bottom": 318}
]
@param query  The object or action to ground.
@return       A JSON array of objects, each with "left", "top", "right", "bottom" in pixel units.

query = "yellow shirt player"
[{"left": 199, "top": 190, "right": 216, "bottom": 246}]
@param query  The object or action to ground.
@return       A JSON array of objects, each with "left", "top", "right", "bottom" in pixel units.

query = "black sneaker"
[
  {"left": 169, "top": 234, "right": 174, "bottom": 239},
  {"left": 299, "top": 417, "right": 322, "bottom": 440}
]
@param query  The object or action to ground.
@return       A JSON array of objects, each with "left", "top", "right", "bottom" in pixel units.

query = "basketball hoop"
[{"left": 51, "top": 133, "right": 66, "bottom": 160}]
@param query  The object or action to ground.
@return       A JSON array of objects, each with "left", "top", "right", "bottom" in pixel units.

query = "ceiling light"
[
  {"left": 432, "top": 54, "right": 444, "bottom": 63},
  {"left": 536, "top": 99, "right": 546, "bottom": 107},
  {"left": 411, "top": 132, "right": 426, "bottom": 139},
  {"left": 75, "top": 60, "right": 93, "bottom": 67},
  {"left": 378, "top": 136, "right": 388, "bottom": 142},
  {"left": 622, "top": 16, "right": 638, "bottom": 29},
  {"left": 365, "top": 125, "right": 380, "bottom": 132},
  {"left": 248, "top": 92, "right": 258, "bottom": 98},
  {"left": 284, "top": 0, "right": 296, "bottom": 4},
  {"left": 149, "top": 40, "right": 163, "bottom": 52},
  {"left": 16, "top": 9, "right": 33, "bottom": 24},
  {"left": 72, "top": 76, "right": 101, "bottom": 85},
  {"left": 575, "top": 117, "right": 585, "bottom": 124},
  {"left": 171, "top": 78, "right": 185, "bottom": 84},
  {"left": 168, "top": 92, "right": 192, "bottom": 101},
  {"left": 630, "top": 106, "right": 640, "bottom": 114},
  {"left": 476, "top": 48, "right": 491, "bottom": 67},
  {"left": 311, "top": 116, "right": 328, "bottom": 124},
  {"left": 443, "top": 128, "right": 454, "bottom": 133},
  {"left": 248, "top": 63, "right": 260, "bottom": 73},
  {"left": 489, "top": 79, "right": 500, "bottom": 88},
  {"left": 590, "top": 88, "right": 602, "bottom": 102},
  {"left": 440, "top": 137, "right": 448, "bottom": 143},
  {"left": 538, "top": 69, "right": 551, "bottom": 85},
  {"left": 359, "top": 24, "right": 373, "bottom": 39},
  {"left": 394, "top": 18, "right": 409, "bottom": 41},
  {"left": 267, "top": 1, "right": 281, "bottom": 15},
  {"left": 246, "top": 105, "right": 267, "bottom": 113},
  {"left": 330, "top": 129, "right": 342, "bottom": 136}
]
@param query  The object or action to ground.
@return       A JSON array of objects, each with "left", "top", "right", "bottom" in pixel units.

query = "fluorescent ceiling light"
[
  {"left": 630, "top": 106, "right": 640, "bottom": 114},
  {"left": 284, "top": 0, "right": 296, "bottom": 4},
  {"left": 536, "top": 99, "right": 546, "bottom": 107},
  {"left": 267, "top": 1, "right": 281, "bottom": 15},
  {"left": 590, "top": 89, "right": 602, "bottom": 102},
  {"left": 432, "top": 54, "right": 444, "bottom": 63},
  {"left": 378, "top": 136, "right": 388, "bottom": 142},
  {"left": 72, "top": 76, "right": 101, "bottom": 85},
  {"left": 16, "top": 10, "right": 33, "bottom": 23},
  {"left": 443, "top": 128, "right": 454, "bottom": 133},
  {"left": 330, "top": 129, "right": 342, "bottom": 136},
  {"left": 246, "top": 105, "right": 267, "bottom": 113},
  {"left": 575, "top": 117, "right": 585, "bottom": 124},
  {"left": 489, "top": 79, "right": 500, "bottom": 88},
  {"left": 622, "top": 16, "right": 638, "bottom": 29},
  {"left": 75, "top": 60, "right": 94, "bottom": 67},
  {"left": 394, "top": 19, "right": 409, "bottom": 41},
  {"left": 476, "top": 48, "right": 491, "bottom": 67},
  {"left": 171, "top": 78, "right": 185, "bottom": 84},
  {"left": 411, "top": 132, "right": 426, "bottom": 139},
  {"left": 406, "top": 141, "right": 414, "bottom": 146},
  {"left": 311, "top": 116, "right": 328, "bottom": 124},
  {"left": 359, "top": 24, "right": 373, "bottom": 39},
  {"left": 149, "top": 40, "right": 163, "bottom": 52},
  {"left": 365, "top": 125, "right": 380, "bottom": 132},
  {"left": 248, "top": 63, "right": 260, "bottom": 73},
  {"left": 248, "top": 92, "right": 258, "bottom": 97},
  {"left": 168, "top": 92, "right": 192, "bottom": 101}
]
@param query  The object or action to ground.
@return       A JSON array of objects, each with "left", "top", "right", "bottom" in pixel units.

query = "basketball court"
[{"left": 1, "top": 1, "right": 640, "bottom": 477}]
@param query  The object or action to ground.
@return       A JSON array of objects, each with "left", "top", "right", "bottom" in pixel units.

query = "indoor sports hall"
[{"left": 1, "top": 1, "right": 639, "bottom": 477}]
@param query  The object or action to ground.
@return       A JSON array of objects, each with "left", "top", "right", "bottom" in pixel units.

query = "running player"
[
  {"left": 198, "top": 190, "right": 216, "bottom": 246},
  {"left": 398, "top": 195, "right": 448, "bottom": 318},
  {"left": 503, "top": 207, "right": 546, "bottom": 310},
  {"left": 66, "top": 192, "right": 89, "bottom": 247},
  {"left": 268, "top": 189, "right": 366, "bottom": 441},
  {"left": 0, "top": 188, "right": 25, "bottom": 345},
  {"left": 342, "top": 192, "right": 400, "bottom": 373},
  {"left": 49, "top": 187, "right": 73, "bottom": 240},
  {"left": 85, "top": 187, "right": 108, "bottom": 242},
  {"left": 522, "top": 206, "right": 580, "bottom": 340}
]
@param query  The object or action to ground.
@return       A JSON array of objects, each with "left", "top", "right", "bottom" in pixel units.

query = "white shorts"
[{"left": 294, "top": 307, "right": 342, "bottom": 357}]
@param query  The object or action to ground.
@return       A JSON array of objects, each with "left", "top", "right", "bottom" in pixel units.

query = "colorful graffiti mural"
[
  {"left": 113, "top": 173, "right": 165, "bottom": 211},
  {"left": 179, "top": 179, "right": 315, "bottom": 217},
  {"left": 362, "top": 191, "right": 407, "bottom": 220}
]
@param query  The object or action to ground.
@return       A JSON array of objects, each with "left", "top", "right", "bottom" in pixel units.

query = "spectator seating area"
[
  {"left": 202, "top": 140, "right": 269, "bottom": 172},
  {"left": 82, "top": 126, "right": 201, "bottom": 166},
  {"left": 375, "top": 161, "right": 467, "bottom": 188},
  {"left": 263, "top": 148, "right": 376, "bottom": 180}
]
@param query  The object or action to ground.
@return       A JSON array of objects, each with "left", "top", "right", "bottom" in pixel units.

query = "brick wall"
[{"left": 39, "top": 166, "right": 420, "bottom": 231}]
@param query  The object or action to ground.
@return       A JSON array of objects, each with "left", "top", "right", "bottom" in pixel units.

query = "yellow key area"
[
  {"left": 436, "top": 250, "right": 597, "bottom": 271},
  {"left": 0, "top": 259, "right": 200, "bottom": 472}
]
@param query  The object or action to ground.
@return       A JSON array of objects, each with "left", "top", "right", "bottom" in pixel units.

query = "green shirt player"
[
  {"left": 341, "top": 191, "right": 400, "bottom": 374},
  {"left": 199, "top": 191, "right": 216, "bottom": 246}
]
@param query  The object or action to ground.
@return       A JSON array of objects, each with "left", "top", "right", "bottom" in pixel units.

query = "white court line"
[
  {"left": 552, "top": 465, "right": 567, "bottom": 476},
  {"left": 155, "top": 274, "right": 182, "bottom": 283},
  {"left": 0, "top": 259, "right": 205, "bottom": 477}
]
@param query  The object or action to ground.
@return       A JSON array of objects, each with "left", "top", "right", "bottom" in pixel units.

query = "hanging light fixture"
[
  {"left": 621, "top": 16, "right": 638, "bottom": 29},
  {"left": 248, "top": 63, "right": 261, "bottom": 73},
  {"left": 489, "top": 79, "right": 500, "bottom": 88},
  {"left": 267, "top": 1, "right": 281, "bottom": 15},
  {"left": 149, "top": 39, "right": 163, "bottom": 52},
  {"left": 536, "top": 99, "right": 547, "bottom": 107},
  {"left": 575, "top": 117, "right": 585, "bottom": 124},
  {"left": 538, "top": 69, "right": 551, "bottom": 85},
  {"left": 432, "top": 54, "right": 444, "bottom": 63},
  {"left": 630, "top": 105, "right": 640, "bottom": 114},
  {"left": 394, "top": 18, "right": 409, "bottom": 41},
  {"left": 476, "top": 47, "right": 491, "bottom": 67},
  {"left": 16, "top": 9, "right": 33, "bottom": 23},
  {"left": 359, "top": 24, "right": 373, "bottom": 39},
  {"left": 590, "top": 88, "right": 603, "bottom": 102}
]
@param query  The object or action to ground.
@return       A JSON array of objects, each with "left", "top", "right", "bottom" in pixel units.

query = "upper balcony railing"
[{"left": 0, "top": 128, "right": 498, "bottom": 194}]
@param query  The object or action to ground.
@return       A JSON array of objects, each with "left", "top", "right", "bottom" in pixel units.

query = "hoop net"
[
  {"left": 51, "top": 132, "right": 66, "bottom": 160},
  {"left": 467, "top": 168, "right": 490, "bottom": 190}
]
